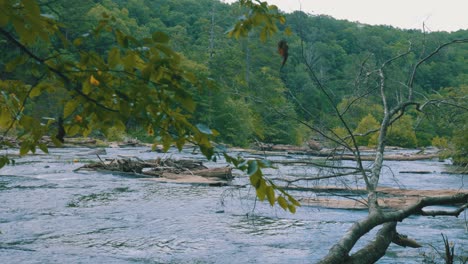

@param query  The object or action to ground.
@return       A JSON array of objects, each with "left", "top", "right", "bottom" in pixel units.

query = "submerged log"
[
  {"left": 399, "top": 171, "right": 433, "bottom": 174},
  {"left": 248, "top": 144, "right": 440, "bottom": 161},
  {"left": 333, "top": 153, "right": 439, "bottom": 161}
]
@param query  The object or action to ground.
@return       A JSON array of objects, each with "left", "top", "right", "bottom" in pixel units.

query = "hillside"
[{"left": 1, "top": 0, "right": 467, "bottom": 150}]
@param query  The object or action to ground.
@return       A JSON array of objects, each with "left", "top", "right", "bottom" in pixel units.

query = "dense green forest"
[{"left": 1, "top": 0, "right": 467, "bottom": 162}]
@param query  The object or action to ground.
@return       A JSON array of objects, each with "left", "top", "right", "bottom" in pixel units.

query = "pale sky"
[{"left": 223, "top": 0, "right": 468, "bottom": 32}]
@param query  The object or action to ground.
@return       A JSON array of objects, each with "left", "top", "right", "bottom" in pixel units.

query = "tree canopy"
[{"left": 2, "top": 0, "right": 467, "bottom": 153}]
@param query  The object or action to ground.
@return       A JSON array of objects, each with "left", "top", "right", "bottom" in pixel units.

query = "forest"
[{"left": 1, "top": 0, "right": 467, "bottom": 165}]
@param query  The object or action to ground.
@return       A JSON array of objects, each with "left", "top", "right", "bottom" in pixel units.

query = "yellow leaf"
[
  {"left": 74, "top": 115, "right": 83, "bottom": 123},
  {"left": 73, "top": 38, "right": 83, "bottom": 46},
  {"left": 90, "top": 75, "right": 100, "bottom": 86},
  {"left": 147, "top": 126, "right": 154, "bottom": 136}
]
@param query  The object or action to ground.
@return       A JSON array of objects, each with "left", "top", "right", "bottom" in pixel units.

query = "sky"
[{"left": 223, "top": 0, "right": 468, "bottom": 32}]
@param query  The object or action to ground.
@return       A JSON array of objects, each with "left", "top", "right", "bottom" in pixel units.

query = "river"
[{"left": 0, "top": 146, "right": 466, "bottom": 263}]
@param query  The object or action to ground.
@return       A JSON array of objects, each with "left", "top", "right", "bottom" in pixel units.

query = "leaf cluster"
[{"left": 224, "top": 153, "right": 300, "bottom": 213}]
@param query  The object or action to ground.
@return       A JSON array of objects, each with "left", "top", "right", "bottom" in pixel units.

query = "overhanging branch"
[{"left": 0, "top": 28, "right": 118, "bottom": 113}]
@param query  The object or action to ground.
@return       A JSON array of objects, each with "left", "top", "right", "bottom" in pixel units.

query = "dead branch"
[
  {"left": 420, "top": 203, "right": 468, "bottom": 217},
  {"left": 408, "top": 39, "right": 468, "bottom": 99},
  {"left": 391, "top": 233, "right": 422, "bottom": 248},
  {"left": 384, "top": 193, "right": 468, "bottom": 222},
  {"left": 270, "top": 171, "right": 363, "bottom": 183}
]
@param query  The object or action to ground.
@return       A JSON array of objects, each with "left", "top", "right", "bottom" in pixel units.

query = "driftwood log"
[
  {"left": 297, "top": 186, "right": 468, "bottom": 210},
  {"left": 250, "top": 143, "right": 441, "bottom": 161},
  {"left": 76, "top": 157, "right": 233, "bottom": 185}
]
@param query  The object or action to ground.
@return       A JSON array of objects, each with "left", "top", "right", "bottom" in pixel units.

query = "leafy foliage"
[
  {"left": 0, "top": 0, "right": 215, "bottom": 163},
  {"left": 224, "top": 153, "right": 300, "bottom": 213}
]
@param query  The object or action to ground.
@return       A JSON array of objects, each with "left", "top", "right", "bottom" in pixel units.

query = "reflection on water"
[{"left": 0, "top": 147, "right": 466, "bottom": 263}]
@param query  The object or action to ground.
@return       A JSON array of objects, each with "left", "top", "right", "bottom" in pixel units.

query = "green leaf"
[
  {"left": 82, "top": 79, "right": 92, "bottom": 94},
  {"left": 51, "top": 136, "right": 63, "bottom": 147},
  {"left": 63, "top": 100, "right": 78, "bottom": 118},
  {"left": 175, "top": 137, "right": 185, "bottom": 151},
  {"left": 249, "top": 174, "right": 260, "bottom": 188},
  {"left": 5, "top": 55, "right": 27, "bottom": 72},
  {"left": 108, "top": 47, "right": 121, "bottom": 68},
  {"left": 256, "top": 182, "right": 266, "bottom": 201},
  {"left": 266, "top": 186, "right": 275, "bottom": 206},
  {"left": 20, "top": 142, "right": 31, "bottom": 156},
  {"left": 122, "top": 52, "right": 137, "bottom": 71},
  {"left": 288, "top": 204, "right": 296, "bottom": 214},
  {"left": 38, "top": 143, "right": 48, "bottom": 154},
  {"left": 67, "top": 125, "right": 80, "bottom": 136},
  {"left": 277, "top": 196, "right": 288, "bottom": 210},
  {"left": 0, "top": 110, "right": 10, "bottom": 127},
  {"left": 288, "top": 195, "right": 301, "bottom": 207},
  {"left": 30, "top": 82, "right": 49, "bottom": 98}
]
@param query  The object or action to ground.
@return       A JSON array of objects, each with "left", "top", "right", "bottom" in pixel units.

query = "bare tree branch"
[
  {"left": 345, "top": 222, "right": 397, "bottom": 264},
  {"left": 407, "top": 39, "right": 468, "bottom": 100},
  {"left": 420, "top": 203, "right": 468, "bottom": 217},
  {"left": 384, "top": 193, "right": 468, "bottom": 221}
]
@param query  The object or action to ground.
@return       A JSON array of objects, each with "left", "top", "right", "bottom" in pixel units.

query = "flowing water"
[{"left": 0, "top": 146, "right": 466, "bottom": 263}]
